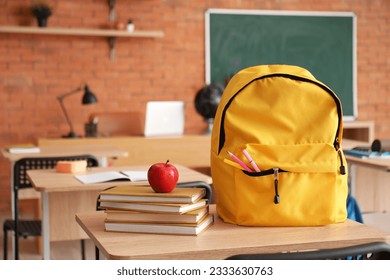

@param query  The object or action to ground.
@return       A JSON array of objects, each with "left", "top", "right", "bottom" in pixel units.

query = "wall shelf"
[
  {"left": 0, "top": 26, "right": 164, "bottom": 60},
  {"left": 343, "top": 121, "right": 374, "bottom": 143}
]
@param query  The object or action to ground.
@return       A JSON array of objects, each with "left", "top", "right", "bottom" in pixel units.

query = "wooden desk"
[
  {"left": 1, "top": 144, "right": 128, "bottom": 167},
  {"left": 342, "top": 139, "right": 390, "bottom": 213},
  {"left": 37, "top": 131, "right": 373, "bottom": 179},
  {"left": 38, "top": 135, "right": 211, "bottom": 171},
  {"left": 345, "top": 155, "right": 390, "bottom": 172},
  {"left": 76, "top": 205, "right": 389, "bottom": 260},
  {"left": 1, "top": 144, "right": 128, "bottom": 213},
  {"left": 27, "top": 164, "right": 212, "bottom": 260},
  {"left": 344, "top": 152, "right": 390, "bottom": 213},
  {"left": 1, "top": 144, "right": 129, "bottom": 258},
  {"left": 343, "top": 137, "right": 390, "bottom": 171},
  {"left": 38, "top": 129, "right": 371, "bottom": 174}
]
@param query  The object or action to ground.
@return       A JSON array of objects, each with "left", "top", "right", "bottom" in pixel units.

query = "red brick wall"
[{"left": 1, "top": 0, "right": 389, "bottom": 212}]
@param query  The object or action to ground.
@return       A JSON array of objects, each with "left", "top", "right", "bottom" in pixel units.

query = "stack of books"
[{"left": 98, "top": 185, "right": 213, "bottom": 236}]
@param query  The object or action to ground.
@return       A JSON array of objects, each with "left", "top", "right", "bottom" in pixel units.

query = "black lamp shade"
[{"left": 82, "top": 85, "right": 97, "bottom": 105}]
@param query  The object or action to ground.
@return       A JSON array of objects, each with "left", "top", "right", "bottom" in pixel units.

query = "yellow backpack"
[{"left": 210, "top": 65, "right": 348, "bottom": 226}]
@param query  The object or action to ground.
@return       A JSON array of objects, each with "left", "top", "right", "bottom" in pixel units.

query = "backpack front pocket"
[{"left": 222, "top": 143, "right": 347, "bottom": 226}]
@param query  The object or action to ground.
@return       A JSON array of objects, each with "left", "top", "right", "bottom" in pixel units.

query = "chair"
[
  {"left": 225, "top": 242, "right": 390, "bottom": 260},
  {"left": 94, "top": 181, "right": 213, "bottom": 259},
  {"left": 3, "top": 155, "right": 99, "bottom": 260}
]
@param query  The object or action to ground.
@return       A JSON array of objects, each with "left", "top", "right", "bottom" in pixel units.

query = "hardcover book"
[
  {"left": 104, "top": 213, "right": 214, "bottom": 236},
  {"left": 99, "top": 199, "right": 208, "bottom": 214},
  {"left": 99, "top": 185, "right": 206, "bottom": 204},
  {"left": 105, "top": 206, "right": 209, "bottom": 224}
]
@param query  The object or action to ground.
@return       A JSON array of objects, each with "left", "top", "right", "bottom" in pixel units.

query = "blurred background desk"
[
  {"left": 343, "top": 139, "right": 390, "bottom": 234},
  {"left": 38, "top": 121, "right": 373, "bottom": 173},
  {"left": 28, "top": 164, "right": 211, "bottom": 260},
  {"left": 343, "top": 139, "right": 390, "bottom": 214},
  {"left": 1, "top": 144, "right": 128, "bottom": 216},
  {"left": 1, "top": 144, "right": 128, "bottom": 259},
  {"left": 38, "top": 135, "right": 211, "bottom": 175},
  {"left": 2, "top": 144, "right": 128, "bottom": 168}
]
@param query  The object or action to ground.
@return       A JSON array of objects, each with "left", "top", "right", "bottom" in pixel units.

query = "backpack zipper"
[
  {"left": 273, "top": 167, "right": 280, "bottom": 204},
  {"left": 243, "top": 167, "right": 286, "bottom": 204},
  {"left": 338, "top": 148, "right": 346, "bottom": 175},
  {"left": 218, "top": 73, "right": 346, "bottom": 175},
  {"left": 218, "top": 73, "right": 343, "bottom": 154}
]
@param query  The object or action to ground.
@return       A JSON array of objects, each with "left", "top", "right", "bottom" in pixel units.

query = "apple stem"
[{"left": 165, "top": 160, "right": 169, "bottom": 166}]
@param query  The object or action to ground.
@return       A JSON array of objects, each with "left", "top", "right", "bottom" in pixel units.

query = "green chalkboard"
[{"left": 205, "top": 10, "right": 357, "bottom": 119}]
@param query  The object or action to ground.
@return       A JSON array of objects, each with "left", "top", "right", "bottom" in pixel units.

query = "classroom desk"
[
  {"left": 343, "top": 137, "right": 390, "bottom": 171},
  {"left": 1, "top": 144, "right": 128, "bottom": 216},
  {"left": 342, "top": 139, "right": 390, "bottom": 213},
  {"left": 1, "top": 144, "right": 128, "bottom": 167},
  {"left": 340, "top": 138, "right": 390, "bottom": 171},
  {"left": 2, "top": 144, "right": 128, "bottom": 214},
  {"left": 342, "top": 139, "right": 390, "bottom": 234},
  {"left": 27, "top": 164, "right": 212, "bottom": 260},
  {"left": 37, "top": 121, "right": 374, "bottom": 168},
  {"left": 1, "top": 144, "right": 129, "bottom": 258},
  {"left": 38, "top": 135, "right": 211, "bottom": 171},
  {"left": 345, "top": 154, "right": 390, "bottom": 172},
  {"left": 75, "top": 205, "right": 389, "bottom": 260}
]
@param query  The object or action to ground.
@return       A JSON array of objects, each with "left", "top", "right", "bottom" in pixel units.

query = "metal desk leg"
[
  {"left": 10, "top": 164, "right": 16, "bottom": 260},
  {"left": 41, "top": 192, "right": 51, "bottom": 260}
]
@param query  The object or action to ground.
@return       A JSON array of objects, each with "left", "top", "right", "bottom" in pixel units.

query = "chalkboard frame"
[{"left": 205, "top": 9, "right": 357, "bottom": 120}]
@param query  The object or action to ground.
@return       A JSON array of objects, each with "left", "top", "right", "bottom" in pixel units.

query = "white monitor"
[{"left": 144, "top": 101, "right": 185, "bottom": 137}]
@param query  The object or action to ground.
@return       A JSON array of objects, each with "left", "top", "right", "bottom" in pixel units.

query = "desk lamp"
[{"left": 57, "top": 84, "right": 97, "bottom": 138}]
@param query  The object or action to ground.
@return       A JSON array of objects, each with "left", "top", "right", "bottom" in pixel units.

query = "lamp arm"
[
  {"left": 58, "top": 97, "right": 75, "bottom": 133},
  {"left": 57, "top": 87, "right": 83, "bottom": 133},
  {"left": 57, "top": 86, "right": 83, "bottom": 101}
]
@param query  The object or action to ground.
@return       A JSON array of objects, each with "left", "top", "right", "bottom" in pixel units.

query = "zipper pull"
[
  {"left": 335, "top": 137, "right": 346, "bottom": 175},
  {"left": 273, "top": 168, "right": 280, "bottom": 204},
  {"left": 338, "top": 150, "right": 346, "bottom": 175}
]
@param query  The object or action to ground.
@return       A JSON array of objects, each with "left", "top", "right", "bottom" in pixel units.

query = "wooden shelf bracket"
[
  {"left": 109, "top": 37, "right": 116, "bottom": 60},
  {"left": 109, "top": 0, "right": 116, "bottom": 22}
]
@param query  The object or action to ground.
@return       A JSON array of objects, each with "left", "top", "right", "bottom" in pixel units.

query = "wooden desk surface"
[
  {"left": 76, "top": 205, "right": 389, "bottom": 260},
  {"left": 1, "top": 144, "right": 128, "bottom": 162},
  {"left": 345, "top": 155, "right": 390, "bottom": 171},
  {"left": 38, "top": 135, "right": 211, "bottom": 169},
  {"left": 27, "top": 164, "right": 212, "bottom": 193}
]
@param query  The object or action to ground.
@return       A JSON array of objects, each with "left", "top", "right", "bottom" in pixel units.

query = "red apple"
[{"left": 147, "top": 160, "right": 179, "bottom": 193}]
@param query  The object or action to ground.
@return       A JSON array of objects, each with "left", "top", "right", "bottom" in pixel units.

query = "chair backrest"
[
  {"left": 13, "top": 155, "right": 99, "bottom": 191},
  {"left": 225, "top": 242, "right": 390, "bottom": 260}
]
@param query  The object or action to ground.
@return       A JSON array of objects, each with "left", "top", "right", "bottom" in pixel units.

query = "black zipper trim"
[
  {"left": 217, "top": 73, "right": 343, "bottom": 154},
  {"left": 242, "top": 167, "right": 286, "bottom": 204},
  {"left": 242, "top": 168, "right": 287, "bottom": 176},
  {"left": 273, "top": 167, "right": 280, "bottom": 204}
]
